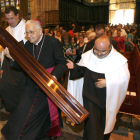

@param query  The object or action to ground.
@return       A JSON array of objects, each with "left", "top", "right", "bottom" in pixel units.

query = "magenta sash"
[{"left": 46, "top": 66, "right": 61, "bottom": 137}]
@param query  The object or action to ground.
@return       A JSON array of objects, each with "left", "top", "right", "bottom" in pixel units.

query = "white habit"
[
  {"left": 1, "top": 19, "right": 27, "bottom": 67},
  {"left": 68, "top": 46, "right": 130, "bottom": 134},
  {"left": 6, "top": 18, "right": 27, "bottom": 43}
]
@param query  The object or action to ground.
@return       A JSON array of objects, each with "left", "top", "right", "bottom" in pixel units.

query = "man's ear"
[
  {"left": 39, "top": 28, "right": 43, "bottom": 35},
  {"left": 16, "top": 13, "right": 19, "bottom": 19}
]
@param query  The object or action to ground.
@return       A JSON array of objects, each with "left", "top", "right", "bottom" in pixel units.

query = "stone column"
[{"left": 20, "top": 0, "right": 29, "bottom": 20}]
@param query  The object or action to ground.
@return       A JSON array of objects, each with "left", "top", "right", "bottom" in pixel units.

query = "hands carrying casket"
[{"left": 4, "top": 47, "right": 14, "bottom": 61}]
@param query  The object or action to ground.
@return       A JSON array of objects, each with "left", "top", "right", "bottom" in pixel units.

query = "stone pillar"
[
  {"left": 20, "top": 0, "right": 29, "bottom": 20},
  {"left": 30, "top": 0, "right": 59, "bottom": 28}
]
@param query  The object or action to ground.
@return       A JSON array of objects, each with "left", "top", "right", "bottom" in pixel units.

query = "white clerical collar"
[{"left": 35, "top": 33, "right": 43, "bottom": 45}]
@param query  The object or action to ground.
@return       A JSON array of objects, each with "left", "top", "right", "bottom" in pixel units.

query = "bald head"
[
  {"left": 95, "top": 35, "right": 111, "bottom": 49},
  {"left": 93, "top": 35, "right": 111, "bottom": 59}
]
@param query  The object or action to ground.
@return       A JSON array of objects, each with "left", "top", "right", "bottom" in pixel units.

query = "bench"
[{"left": 120, "top": 46, "right": 140, "bottom": 114}]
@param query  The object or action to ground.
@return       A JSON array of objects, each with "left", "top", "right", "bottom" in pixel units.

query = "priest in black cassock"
[
  {"left": 1, "top": 20, "right": 67, "bottom": 140},
  {"left": 67, "top": 35, "right": 130, "bottom": 140}
]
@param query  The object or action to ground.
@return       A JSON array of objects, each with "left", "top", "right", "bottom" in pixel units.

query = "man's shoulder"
[
  {"left": 18, "top": 19, "right": 26, "bottom": 26},
  {"left": 84, "top": 38, "right": 95, "bottom": 52},
  {"left": 45, "top": 35, "right": 56, "bottom": 40},
  {"left": 6, "top": 19, "right": 26, "bottom": 31},
  {"left": 24, "top": 41, "right": 33, "bottom": 52},
  {"left": 87, "top": 38, "right": 95, "bottom": 46},
  {"left": 24, "top": 40, "right": 32, "bottom": 47},
  {"left": 45, "top": 35, "right": 61, "bottom": 43}
]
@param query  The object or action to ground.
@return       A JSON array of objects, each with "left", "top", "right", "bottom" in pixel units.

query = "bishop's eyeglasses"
[{"left": 24, "top": 28, "right": 40, "bottom": 36}]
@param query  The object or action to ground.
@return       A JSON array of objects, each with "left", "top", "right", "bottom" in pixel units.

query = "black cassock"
[
  {"left": 1, "top": 35, "right": 67, "bottom": 140},
  {"left": 0, "top": 41, "right": 27, "bottom": 113},
  {"left": 70, "top": 64, "right": 106, "bottom": 140}
]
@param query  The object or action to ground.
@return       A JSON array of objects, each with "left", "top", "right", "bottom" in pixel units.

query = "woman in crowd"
[
  {"left": 50, "top": 29, "right": 55, "bottom": 37},
  {"left": 84, "top": 30, "right": 92, "bottom": 43},
  {"left": 55, "top": 29, "right": 61, "bottom": 41},
  {"left": 74, "top": 33, "right": 87, "bottom": 63},
  {"left": 114, "top": 30, "right": 126, "bottom": 53},
  {"left": 44, "top": 28, "right": 50, "bottom": 36},
  {"left": 107, "top": 30, "right": 119, "bottom": 52},
  {"left": 75, "top": 32, "right": 79, "bottom": 44},
  {"left": 125, "top": 28, "right": 136, "bottom": 51},
  {"left": 72, "top": 36, "right": 77, "bottom": 47},
  {"left": 61, "top": 32, "right": 76, "bottom": 88},
  {"left": 61, "top": 32, "right": 76, "bottom": 62}
]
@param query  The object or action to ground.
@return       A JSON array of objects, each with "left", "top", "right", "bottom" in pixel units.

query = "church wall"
[
  {"left": 59, "top": 0, "right": 109, "bottom": 31},
  {"left": 30, "top": 0, "right": 59, "bottom": 28},
  {"left": 29, "top": 0, "right": 109, "bottom": 29}
]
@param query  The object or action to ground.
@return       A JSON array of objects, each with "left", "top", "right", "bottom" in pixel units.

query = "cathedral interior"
[{"left": 0, "top": 0, "right": 140, "bottom": 140}]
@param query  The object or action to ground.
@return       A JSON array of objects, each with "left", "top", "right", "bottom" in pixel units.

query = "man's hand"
[
  {"left": 66, "top": 59, "right": 74, "bottom": 69},
  {"left": 4, "top": 47, "right": 14, "bottom": 61},
  {"left": 52, "top": 75, "right": 57, "bottom": 80},
  {"left": 0, "top": 70, "right": 3, "bottom": 77},
  {"left": 95, "top": 79, "right": 106, "bottom": 88}
]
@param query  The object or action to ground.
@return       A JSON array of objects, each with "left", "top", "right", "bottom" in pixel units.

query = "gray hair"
[
  {"left": 88, "top": 32, "right": 96, "bottom": 39},
  {"left": 26, "top": 20, "right": 42, "bottom": 29},
  {"left": 86, "top": 30, "right": 92, "bottom": 35}
]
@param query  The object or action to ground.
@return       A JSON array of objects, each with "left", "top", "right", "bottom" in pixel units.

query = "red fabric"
[
  {"left": 46, "top": 66, "right": 61, "bottom": 137},
  {"left": 114, "top": 36, "right": 125, "bottom": 52},
  {"left": 32, "top": 19, "right": 41, "bottom": 25},
  {"left": 68, "top": 30, "right": 75, "bottom": 37},
  {"left": 46, "top": 66, "right": 55, "bottom": 74}
]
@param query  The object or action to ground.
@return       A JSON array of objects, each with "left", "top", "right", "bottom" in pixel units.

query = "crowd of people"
[
  {"left": 0, "top": 5, "right": 137, "bottom": 140},
  {"left": 44, "top": 22, "right": 139, "bottom": 56},
  {"left": 43, "top": 23, "right": 137, "bottom": 92}
]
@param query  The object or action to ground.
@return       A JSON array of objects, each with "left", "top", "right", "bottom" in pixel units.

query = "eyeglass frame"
[{"left": 24, "top": 28, "right": 40, "bottom": 36}]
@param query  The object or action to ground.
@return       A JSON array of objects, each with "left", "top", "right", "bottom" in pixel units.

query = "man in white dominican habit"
[
  {"left": 0, "top": 6, "right": 27, "bottom": 114},
  {"left": 67, "top": 35, "right": 130, "bottom": 140}
]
